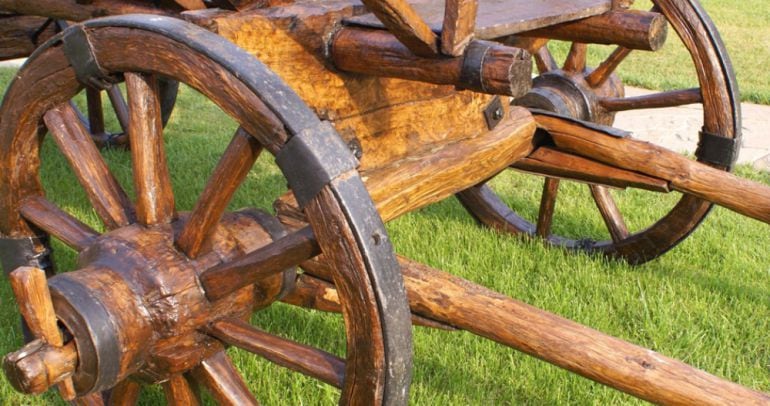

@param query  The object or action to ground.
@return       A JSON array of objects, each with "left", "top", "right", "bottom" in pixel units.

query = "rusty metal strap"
[
  {"left": 695, "top": 129, "right": 740, "bottom": 169},
  {"left": 459, "top": 40, "right": 490, "bottom": 93},
  {"left": 62, "top": 25, "right": 116, "bottom": 90},
  {"left": 275, "top": 121, "right": 359, "bottom": 208}
]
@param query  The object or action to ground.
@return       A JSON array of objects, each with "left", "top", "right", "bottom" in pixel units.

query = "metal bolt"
[{"left": 492, "top": 108, "right": 504, "bottom": 120}]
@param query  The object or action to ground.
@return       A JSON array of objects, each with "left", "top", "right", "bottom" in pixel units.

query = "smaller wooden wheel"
[
  {"left": 0, "top": 16, "right": 411, "bottom": 405},
  {"left": 458, "top": 0, "right": 741, "bottom": 264}
]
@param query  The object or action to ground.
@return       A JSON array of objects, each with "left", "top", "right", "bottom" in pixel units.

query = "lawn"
[{"left": 0, "top": 1, "right": 769, "bottom": 404}]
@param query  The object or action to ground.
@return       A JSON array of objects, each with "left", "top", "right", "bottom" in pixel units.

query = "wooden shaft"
[
  {"left": 397, "top": 256, "right": 770, "bottom": 405},
  {"left": 535, "top": 113, "right": 770, "bottom": 225},
  {"left": 207, "top": 318, "right": 345, "bottom": 388},
  {"left": 331, "top": 27, "right": 531, "bottom": 97},
  {"left": 8, "top": 267, "right": 76, "bottom": 399},
  {"left": 3, "top": 340, "right": 78, "bottom": 396},
  {"left": 199, "top": 226, "right": 320, "bottom": 301},
  {"left": 0, "top": 0, "right": 172, "bottom": 22},
  {"left": 519, "top": 10, "right": 668, "bottom": 51},
  {"left": 19, "top": 196, "right": 99, "bottom": 251}
]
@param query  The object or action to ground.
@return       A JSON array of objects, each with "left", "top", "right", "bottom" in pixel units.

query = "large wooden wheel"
[
  {"left": 457, "top": 0, "right": 740, "bottom": 264},
  {"left": 0, "top": 16, "right": 412, "bottom": 405}
]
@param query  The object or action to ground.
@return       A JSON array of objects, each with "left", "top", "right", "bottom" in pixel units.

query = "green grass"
[
  {"left": 547, "top": 0, "right": 770, "bottom": 104},
  {"left": 0, "top": 10, "right": 769, "bottom": 402}
]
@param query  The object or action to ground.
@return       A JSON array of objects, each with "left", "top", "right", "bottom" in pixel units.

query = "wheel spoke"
[
  {"left": 563, "top": 42, "right": 587, "bottom": 73},
  {"left": 109, "top": 379, "right": 142, "bottom": 406},
  {"left": 533, "top": 43, "right": 558, "bottom": 73},
  {"left": 589, "top": 185, "right": 629, "bottom": 243},
  {"left": 73, "top": 393, "right": 106, "bottom": 405},
  {"left": 586, "top": 46, "right": 632, "bottom": 87},
  {"left": 207, "top": 318, "right": 345, "bottom": 388},
  {"left": 535, "top": 178, "right": 560, "bottom": 238},
  {"left": 106, "top": 84, "right": 130, "bottom": 134},
  {"left": 85, "top": 87, "right": 105, "bottom": 135},
  {"left": 189, "top": 351, "right": 259, "bottom": 406},
  {"left": 162, "top": 374, "right": 201, "bottom": 406},
  {"left": 599, "top": 88, "right": 702, "bottom": 112},
  {"left": 44, "top": 103, "right": 134, "bottom": 229},
  {"left": 19, "top": 196, "right": 99, "bottom": 251},
  {"left": 177, "top": 127, "right": 262, "bottom": 258},
  {"left": 126, "top": 72, "right": 176, "bottom": 226}
]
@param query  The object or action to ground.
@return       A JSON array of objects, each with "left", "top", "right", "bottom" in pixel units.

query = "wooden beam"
[
  {"left": 358, "top": 0, "right": 439, "bottom": 56},
  {"left": 440, "top": 0, "right": 478, "bottom": 56},
  {"left": 0, "top": 0, "right": 173, "bottom": 21}
]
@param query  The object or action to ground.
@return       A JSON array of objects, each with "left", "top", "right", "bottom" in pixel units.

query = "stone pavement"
[
  {"left": 2, "top": 58, "right": 768, "bottom": 168},
  {"left": 615, "top": 87, "right": 770, "bottom": 169}
]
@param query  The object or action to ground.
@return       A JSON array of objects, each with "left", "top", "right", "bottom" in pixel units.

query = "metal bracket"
[
  {"left": 275, "top": 121, "right": 359, "bottom": 208},
  {"left": 695, "top": 129, "right": 739, "bottom": 169},
  {"left": 62, "top": 25, "right": 116, "bottom": 90},
  {"left": 483, "top": 96, "right": 504, "bottom": 130},
  {"left": 0, "top": 236, "right": 54, "bottom": 276}
]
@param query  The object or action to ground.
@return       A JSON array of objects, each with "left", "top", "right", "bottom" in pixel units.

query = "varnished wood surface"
[
  {"left": 536, "top": 113, "right": 770, "bottom": 225},
  {"left": 19, "top": 196, "right": 99, "bottom": 252},
  {"left": 109, "top": 379, "right": 142, "bottom": 406},
  {"left": 0, "top": 0, "right": 173, "bottom": 21},
  {"left": 0, "top": 15, "right": 57, "bottom": 60},
  {"left": 3, "top": 340, "right": 78, "bottom": 396},
  {"left": 189, "top": 352, "right": 258, "bottom": 405},
  {"left": 207, "top": 318, "right": 345, "bottom": 388},
  {"left": 440, "top": 0, "right": 477, "bottom": 55},
  {"left": 358, "top": 0, "right": 439, "bottom": 56},
  {"left": 345, "top": 0, "right": 611, "bottom": 39},
  {"left": 162, "top": 374, "right": 201, "bottom": 406}
]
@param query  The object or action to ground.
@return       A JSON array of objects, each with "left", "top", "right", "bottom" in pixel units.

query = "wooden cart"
[{"left": 0, "top": 0, "right": 768, "bottom": 404}]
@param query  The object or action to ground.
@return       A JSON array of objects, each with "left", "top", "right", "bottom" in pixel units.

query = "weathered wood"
[
  {"left": 207, "top": 318, "right": 345, "bottom": 388},
  {"left": 441, "top": 0, "right": 477, "bottom": 55},
  {"left": 358, "top": 0, "right": 439, "bottom": 56},
  {"left": 589, "top": 185, "right": 629, "bottom": 242},
  {"left": 177, "top": 128, "right": 262, "bottom": 258},
  {"left": 19, "top": 196, "right": 99, "bottom": 251},
  {"left": 563, "top": 42, "right": 587, "bottom": 73},
  {"left": 126, "top": 72, "right": 176, "bottom": 226},
  {"left": 585, "top": 46, "right": 631, "bottom": 87},
  {"left": 331, "top": 27, "right": 531, "bottom": 97},
  {"left": 536, "top": 114, "right": 770, "bottom": 225},
  {"left": 395, "top": 256, "right": 770, "bottom": 405},
  {"left": 346, "top": 0, "right": 611, "bottom": 39},
  {"left": 511, "top": 146, "right": 671, "bottom": 192},
  {"left": 2, "top": 340, "right": 77, "bottom": 396},
  {"left": 109, "top": 379, "right": 142, "bottom": 406},
  {"left": 8, "top": 267, "right": 76, "bottom": 399},
  {"left": 85, "top": 88, "right": 106, "bottom": 136},
  {"left": 535, "top": 178, "right": 559, "bottom": 238},
  {"left": 44, "top": 104, "right": 134, "bottom": 229},
  {"left": 172, "top": 0, "right": 206, "bottom": 10},
  {"left": 162, "top": 374, "right": 201, "bottom": 406},
  {"left": 106, "top": 85, "right": 130, "bottom": 135},
  {"left": 0, "top": 15, "right": 57, "bottom": 60},
  {"left": 520, "top": 10, "right": 668, "bottom": 51},
  {"left": 189, "top": 351, "right": 258, "bottom": 405},
  {"left": 200, "top": 226, "right": 319, "bottom": 301},
  {"left": 0, "top": 0, "right": 173, "bottom": 21},
  {"left": 599, "top": 88, "right": 702, "bottom": 111}
]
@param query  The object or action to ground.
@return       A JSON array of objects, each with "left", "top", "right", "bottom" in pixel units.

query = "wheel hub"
[{"left": 46, "top": 210, "right": 290, "bottom": 394}]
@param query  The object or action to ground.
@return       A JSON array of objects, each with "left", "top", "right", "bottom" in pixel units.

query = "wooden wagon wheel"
[
  {"left": 457, "top": 0, "right": 740, "bottom": 264},
  {"left": 0, "top": 16, "right": 411, "bottom": 405}
]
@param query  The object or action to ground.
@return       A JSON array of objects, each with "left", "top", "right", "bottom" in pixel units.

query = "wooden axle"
[
  {"left": 3, "top": 340, "right": 77, "bottom": 396},
  {"left": 331, "top": 27, "right": 532, "bottom": 97},
  {"left": 517, "top": 9, "right": 668, "bottom": 51}
]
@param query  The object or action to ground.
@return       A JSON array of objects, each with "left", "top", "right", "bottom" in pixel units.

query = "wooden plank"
[
  {"left": 345, "top": 0, "right": 611, "bottom": 40},
  {"left": 358, "top": 0, "right": 440, "bottom": 56}
]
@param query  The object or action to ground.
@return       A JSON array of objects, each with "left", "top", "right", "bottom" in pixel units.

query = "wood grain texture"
[
  {"left": 535, "top": 178, "right": 559, "bottom": 238},
  {"left": 177, "top": 128, "right": 262, "bottom": 258},
  {"left": 358, "top": 0, "right": 439, "bottom": 56},
  {"left": 106, "top": 85, "right": 130, "bottom": 135},
  {"left": 2, "top": 340, "right": 77, "bottom": 396},
  {"left": 511, "top": 146, "right": 670, "bottom": 192},
  {"left": 19, "top": 196, "right": 99, "bottom": 251},
  {"left": 126, "top": 72, "right": 176, "bottom": 226},
  {"left": 8, "top": 267, "right": 76, "bottom": 399},
  {"left": 162, "top": 374, "right": 201, "bottom": 406},
  {"left": 599, "top": 88, "right": 702, "bottom": 111},
  {"left": 189, "top": 351, "right": 258, "bottom": 406},
  {"left": 109, "top": 379, "right": 142, "bottom": 406},
  {"left": 0, "top": 15, "right": 57, "bottom": 60},
  {"left": 396, "top": 256, "right": 770, "bottom": 405},
  {"left": 346, "top": 0, "right": 611, "bottom": 39},
  {"left": 44, "top": 103, "right": 134, "bottom": 229},
  {"left": 441, "top": 0, "right": 478, "bottom": 55},
  {"left": 520, "top": 10, "right": 669, "bottom": 51},
  {"left": 585, "top": 46, "right": 631, "bottom": 87},
  {"left": 535, "top": 114, "right": 770, "bottom": 225},
  {"left": 207, "top": 318, "right": 345, "bottom": 388},
  {"left": 0, "top": 0, "right": 173, "bottom": 21},
  {"left": 589, "top": 185, "right": 629, "bottom": 242},
  {"left": 331, "top": 28, "right": 530, "bottom": 97}
]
